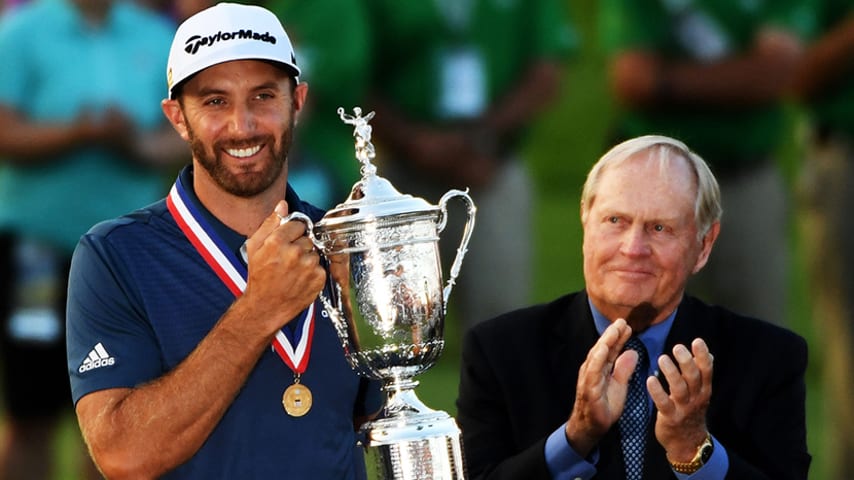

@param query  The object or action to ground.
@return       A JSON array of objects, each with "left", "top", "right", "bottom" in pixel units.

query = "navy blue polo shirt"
[{"left": 67, "top": 166, "right": 381, "bottom": 479}]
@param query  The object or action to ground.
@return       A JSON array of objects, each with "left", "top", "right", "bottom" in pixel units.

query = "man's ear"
[
  {"left": 161, "top": 99, "right": 190, "bottom": 141},
  {"left": 692, "top": 221, "right": 721, "bottom": 274},
  {"left": 293, "top": 81, "right": 309, "bottom": 117}
]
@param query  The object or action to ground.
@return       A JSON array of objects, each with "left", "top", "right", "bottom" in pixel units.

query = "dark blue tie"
[{"left": 619, "top": 336, "right": 650, "bottom": 480}]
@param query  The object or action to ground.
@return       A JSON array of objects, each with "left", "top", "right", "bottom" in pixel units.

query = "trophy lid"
[
  {"left": 320, "top": 174, "right": 437, "bottom": 226},
  {"left": 316, "top": 107, "right": 440, "bottom": 230}
]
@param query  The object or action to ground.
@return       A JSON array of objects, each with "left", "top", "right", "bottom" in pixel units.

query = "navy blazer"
[{"left": 456, "top": 292, "right": 810, "bottom": 479}]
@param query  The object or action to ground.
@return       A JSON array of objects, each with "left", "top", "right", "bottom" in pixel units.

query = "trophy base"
[{"left": 362, "top": 410, "right": 466, "bottom": 480}]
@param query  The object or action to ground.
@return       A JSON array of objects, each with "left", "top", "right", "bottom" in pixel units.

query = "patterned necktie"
[{"left": 619, "top": 336, "right": 650, "bottom": 480}]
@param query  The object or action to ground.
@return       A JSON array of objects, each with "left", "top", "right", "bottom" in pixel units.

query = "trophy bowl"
[{"left": 288, "top": 108, "right": 475, "bottom": 479}]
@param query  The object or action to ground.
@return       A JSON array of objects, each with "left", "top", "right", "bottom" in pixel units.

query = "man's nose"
[
  {"left": 229, "top": 103, "right": 256, "bottom": 134},
  {"left": 621, "top": 226, "right": 652, "bottom": 256}
]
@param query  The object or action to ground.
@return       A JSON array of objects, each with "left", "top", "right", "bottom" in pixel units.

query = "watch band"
[{"left": 668, "top": 433, "right": 713, "bottom": 474}]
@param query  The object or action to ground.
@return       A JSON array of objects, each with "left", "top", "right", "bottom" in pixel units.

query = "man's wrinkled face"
[
  {"left": 172, "top": 60, "right": 303, "bottom": 198},
  {"left": 582, "top": 152, "right": 712, "bottom": 327}
]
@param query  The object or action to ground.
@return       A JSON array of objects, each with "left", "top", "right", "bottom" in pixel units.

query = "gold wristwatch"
[{"left": 668, "top": 433, "right": 714, "bottom": 474}]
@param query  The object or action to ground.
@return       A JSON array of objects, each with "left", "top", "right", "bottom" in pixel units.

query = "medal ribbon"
[{"left": 166, "top": 176, "right": 315, "bottom": 375}]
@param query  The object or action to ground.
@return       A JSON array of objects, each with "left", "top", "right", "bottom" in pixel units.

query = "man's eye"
[
  {"left": 653, "top": 224, "right": 665, "bottom": 232},
  {"left": 608, "top": 216, "right": 620, "bottom": 224}
]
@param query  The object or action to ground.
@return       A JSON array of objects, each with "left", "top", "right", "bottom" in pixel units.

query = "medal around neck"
[
  {"left": 282, "top": 378, "right": 312, "bottom": 417},
  {"left": 282, "top": 107, "right": 475, "bottom": 479}
]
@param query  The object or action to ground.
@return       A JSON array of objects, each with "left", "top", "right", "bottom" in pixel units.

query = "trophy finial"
[{"left": 338, "top": 107, "right": 377, "bottom": 177}]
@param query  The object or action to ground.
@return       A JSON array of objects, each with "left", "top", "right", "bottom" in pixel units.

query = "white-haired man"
[{"left": 457, "top": 135, "right": 810, "bottom": 479}]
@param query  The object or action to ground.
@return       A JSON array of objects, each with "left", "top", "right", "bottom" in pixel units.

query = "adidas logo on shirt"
[{"left": 78, "top": 342, "right": 116, "bottom": 373}]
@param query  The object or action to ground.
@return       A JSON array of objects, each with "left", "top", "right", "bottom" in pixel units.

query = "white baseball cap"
[{"left": 166, "top": 2, "right": 300, "bottom": 99}]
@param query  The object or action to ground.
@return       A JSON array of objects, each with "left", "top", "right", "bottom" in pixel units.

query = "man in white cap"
[{"left": 65, "top": 4, "right": 381, "bottom": 478}]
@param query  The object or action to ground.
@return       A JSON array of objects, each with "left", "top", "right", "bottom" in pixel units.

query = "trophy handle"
[
  {"left": 278, "top": 211, "right": 340, "bottom": 316},
  {"left": 279, "top": 212, "right": 325, "bottom": 251},
  {"left": 437, "top": 189, "right": 477, "bottom": 311}
]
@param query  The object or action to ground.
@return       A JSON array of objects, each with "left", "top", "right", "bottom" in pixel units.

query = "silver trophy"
[{"left": 287, "top": 107, "right": 475, "bottom": 479}]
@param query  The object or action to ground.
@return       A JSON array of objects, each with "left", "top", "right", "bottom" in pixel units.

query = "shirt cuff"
[{"left": 544, "top": 423, "right": 598, "bottom": 480}]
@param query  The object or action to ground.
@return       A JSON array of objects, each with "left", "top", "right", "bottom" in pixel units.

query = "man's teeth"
[{"left": 227, "top": 145, "right": 261, "bottom": 158}]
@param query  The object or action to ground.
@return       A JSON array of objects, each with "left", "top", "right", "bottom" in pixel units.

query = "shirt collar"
[
  {"left": 177, "top": 165, "right": 307, "bottom": 259},
  {"left": 589, "top": 298, "right": 677, "bottom": 375}
]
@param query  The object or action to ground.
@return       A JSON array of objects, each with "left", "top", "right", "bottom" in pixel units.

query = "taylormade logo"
[{"left": 184, "top": 30, "right": 277, "bottom": 55}]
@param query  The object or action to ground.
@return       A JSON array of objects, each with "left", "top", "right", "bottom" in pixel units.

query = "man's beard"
[{"left": 187, "top": 117, "right": 294, "bottom": 198}]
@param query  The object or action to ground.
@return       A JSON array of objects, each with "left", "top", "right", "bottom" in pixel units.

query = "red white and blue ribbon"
[
  {"left": 166, "top": 176, "right": 314, "bottom": 375},
  {"left": 273, "top": 302, "right": 314, "bottom": 373}
]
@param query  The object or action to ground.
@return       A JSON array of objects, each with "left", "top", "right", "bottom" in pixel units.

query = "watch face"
[{"left": 700, "top": 441, "right": 714, "bottom": 463}]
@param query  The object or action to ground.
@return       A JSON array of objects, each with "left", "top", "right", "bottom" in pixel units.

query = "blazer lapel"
[
  {"left": 548, "top": 292, "right": 599, "bottom": 409},
  {"left": 665, "top": 296, "right": 716, "bottom": 352}
]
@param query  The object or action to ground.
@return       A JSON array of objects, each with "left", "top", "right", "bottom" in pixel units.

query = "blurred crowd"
[{"left": 0, "top": 0, "right": 851, "bottom": 478}]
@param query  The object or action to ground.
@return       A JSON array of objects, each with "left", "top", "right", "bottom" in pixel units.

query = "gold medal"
[
  {"left": 272, "top": 305, "right": 316, "bottom": 417},
  {"left": 282, "top": 381, "right": 313, "bottom": 417}
]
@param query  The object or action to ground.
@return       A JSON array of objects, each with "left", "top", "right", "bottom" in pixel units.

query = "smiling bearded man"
[{"left": 65, "top": 4, "right": 381, "bottom": 479}]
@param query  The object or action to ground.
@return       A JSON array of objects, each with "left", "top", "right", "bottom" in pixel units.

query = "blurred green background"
[{"left": 12, "top": 0, "right": 831, "bottom": 477}]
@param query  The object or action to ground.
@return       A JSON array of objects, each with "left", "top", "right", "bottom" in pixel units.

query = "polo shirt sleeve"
[
  {"left": 0, "top": 10, "right": 31, "bottom": 108},
  {"left": 67, "top": 228, "right": 165, "bottom": 405}
]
